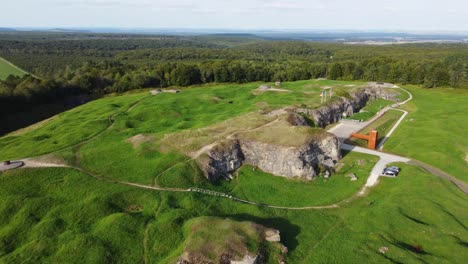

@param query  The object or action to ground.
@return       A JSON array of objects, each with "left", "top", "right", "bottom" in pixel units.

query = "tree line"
[{"left": 1, "top": 35, "right": 467, "bottom": 120}]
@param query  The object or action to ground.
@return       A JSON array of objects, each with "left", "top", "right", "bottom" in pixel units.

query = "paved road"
[
  {"left": 328, "top": 86, "right": 415, "bottom": 192},
  {"left": 377, "top": 87, "right": 412, "bottom": 150},
  {"left": 341, "top": 144, "right": 410, "bottom": 192}
]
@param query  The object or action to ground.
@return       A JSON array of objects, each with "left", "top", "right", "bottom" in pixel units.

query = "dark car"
[
  {"left": 382, "top": 170, "right": 397, "bottom": 176},
  {"left": 382, "top": 166, "right": 400, "bottom": 176},
  {"left": 386, "top": 166, "right": 400, "bottom": 172}
]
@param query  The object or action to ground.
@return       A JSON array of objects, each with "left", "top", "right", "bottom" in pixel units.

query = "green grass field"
[
  {"left": 349, "top": 109, "right": 404, "bottom": 147},
  {"left": 348, "top": 98, "right": 394, "bottom": 121},
  {"left": 385, "top": 86, "right": 468, "bottom": 181},
  {"left": 0, "top": 162, "right": 465, "bottom": 263},
  {"left": 0, "top": 80, "right": 466, "bottom": 263},
  {"left": 0, "top": 57, "right": 28, "bottom": 80}
]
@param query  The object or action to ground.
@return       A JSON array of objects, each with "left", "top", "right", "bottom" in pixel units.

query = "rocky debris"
[
  {"left": 231, "top": 255, "right": 258, "bottom": 264},
  {"left": 259, "top": 85, "right": 271, "bottom": 90},
  {"left": 199, "top": 132, "right": 341, "bottom": 181},
  {"left": 379, "top": 246, "right": 389, "bottom": 254},
  {"left": 257, "top": 85, "right": 290, "bottom": 93},
  {"left": 150, "top": 89, "right": 162, "bottom": 95},
  {"left": 346, "top": 173, "right": 358, "bottom": 181},
  {"left": 334, "top": 163, "right": 345, "bottom": 172},
  {"left": 357, "top": 159, "right": 366, "bottom": 166},
  {"left": 150, "top": 89, "right": 180, "bottom": 95},
  {"left": 295, "top": 87, "right": 399, "bottom": 128},
  {"left": 265, "top": 230, "right": 281, "bottom": 242}
]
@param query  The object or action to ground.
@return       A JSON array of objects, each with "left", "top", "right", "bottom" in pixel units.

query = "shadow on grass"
[
  {"left": 450, "top": 235, "right": 468, "bottom": 248},
  {"left": 379, "top": 234, "right": 432, "bottom": 258},
  {"left": 341, "top": 149, "right": 352, "bottom": 159},
  {"left": 433, "top": 202, "right": 468, "bottom": 232},
  {"left": 220, "top": 213, "right": 300, "bottom": 251},
  {"left": 398, "top": 208, "right": 430, "bottom": 226}
]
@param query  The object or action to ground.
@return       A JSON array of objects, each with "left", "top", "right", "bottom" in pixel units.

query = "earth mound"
[{"left": 178, "top": 217, "right": 286, "bottom": 264}]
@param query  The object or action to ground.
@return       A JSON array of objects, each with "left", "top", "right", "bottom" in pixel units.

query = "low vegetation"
[
  {"left": 0, "top": 78, "right": 466, "bottom": 263},
  {"left": 180, "top": 217, "right": 284, "bottom": 263}
]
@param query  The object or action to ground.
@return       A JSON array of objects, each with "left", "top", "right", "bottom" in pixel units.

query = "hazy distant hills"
[{"left": 0, "top": 28, "right": 467, "bottom": 44}]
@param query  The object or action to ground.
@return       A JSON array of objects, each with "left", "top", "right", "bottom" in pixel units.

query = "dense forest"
[{"left": 0, "top": 32, "right": 467, "bottom": 134}]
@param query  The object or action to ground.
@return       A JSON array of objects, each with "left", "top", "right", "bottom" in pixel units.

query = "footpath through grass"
[
  {"left": 385, "top": 86, "right": 468, "bottom": 182},
  {"left": 0, "top": 161, "right": 466, "bottom": 263},
  {"left": 1, "top": 80, "right": 465, "bottom": 263}
]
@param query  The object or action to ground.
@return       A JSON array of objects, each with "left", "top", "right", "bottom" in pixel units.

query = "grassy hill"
[
  {"left": 385, "top": 86, "right": 468, "bottom": 181},
  {"left": 0, "top": 80, "right": 466, "bottom": 263},
  {"left": 0, "top": 57, "right": 28, "bottom": 80}
]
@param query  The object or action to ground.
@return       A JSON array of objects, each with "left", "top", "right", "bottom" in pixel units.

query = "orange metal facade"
[{"left": 351, "top": 130, "right": 378, "bottom": 150}]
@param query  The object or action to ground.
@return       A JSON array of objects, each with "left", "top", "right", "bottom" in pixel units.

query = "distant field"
[{"left": 0, "top": 57, "right": 27, "bottom": 80}]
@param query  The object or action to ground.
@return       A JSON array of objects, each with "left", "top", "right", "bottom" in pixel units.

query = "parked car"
[
  {"left": 386, "top": 166, "right": 400, "bottom": 173},
  {"left": 382, "top": 166, "right": 400, "bottom": 176},
  {"left": 382, "top": 170, "right": 398, "bottom": 176}
]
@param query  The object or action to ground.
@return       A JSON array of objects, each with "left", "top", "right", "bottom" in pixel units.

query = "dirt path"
[
  {"left": 408, "top": 160, "right": 468, "bottom": 194},
  {"left": 3, "top": 85, "right": 465, "bottom": 213},
  {"left": 191, "top": 117, "right": 281, "bottom": 159}
]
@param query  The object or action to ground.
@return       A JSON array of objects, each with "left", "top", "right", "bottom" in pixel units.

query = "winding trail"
[
  {"left": 377, "top": 87, "right": 412, "bottom": 150},
  {"left": 2, "top": 85, "right": 465, "bottom": 213}
]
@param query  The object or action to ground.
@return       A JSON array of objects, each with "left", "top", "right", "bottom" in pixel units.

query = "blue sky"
[{"left": 2, "top": 0, "right": 468, "bottom": 32}]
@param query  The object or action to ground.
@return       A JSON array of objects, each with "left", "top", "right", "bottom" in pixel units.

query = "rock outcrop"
[
  {"left": 199, "top": 132, "right": 341, "bottom": 181},
  {"left": 199, "top": 140, "right": 244, "bottom": 181},
  {"left": 196, "top": 86, "right": 396, "bottom": 181},
  {"left": 178, "top": 217, "right": 286, "bottom": 264},
  {"left": 296, "top": 87, "right": 398, "bottom": 128}
]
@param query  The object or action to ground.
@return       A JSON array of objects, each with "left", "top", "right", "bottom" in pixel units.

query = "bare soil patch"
[{"left": 126, "top": 134, "right": 155, "bottom": 149}]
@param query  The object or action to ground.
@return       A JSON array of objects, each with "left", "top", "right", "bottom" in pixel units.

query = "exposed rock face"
[
  {"left": 241, "top": 134, "right": 340, "bottom": 180},
  {"left": 199, "top": 133, "right": 341, "bottom": 181},
  {"left": 201, "top": 140, "right": 244, "bottom": 181},
  {"left": 285, "top": 112, "right": 310, "bottom": 126},
  {"left": 296, "top": 87, "right": 398, "bottom": 128},
  {"left": 265, "top": 230, "right": 281, "bottom": 242},
  {"left": 231, "top": 255, "right": 259, "bottom": 264}
]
